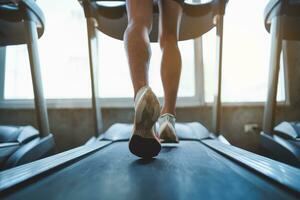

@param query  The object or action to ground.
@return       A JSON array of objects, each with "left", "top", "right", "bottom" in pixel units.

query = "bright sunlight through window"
[
  {"left": 4, "top": 0, "right": 195, "bottom": 99},
  {"left": 203, "top": 0, "right": 286, "bottom": 102},
  {"left": 3, "top": 0, "right": 286, "bottom": 104}
]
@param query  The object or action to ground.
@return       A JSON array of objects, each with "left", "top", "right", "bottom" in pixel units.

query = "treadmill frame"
[
  {"left": 261, "top": 6, "right": 300, "bottom": 167},
  {"left": 83, "top": 0, "right": 225, "bottom": 137},
  {"left": 262, "top": 16, "right": 283, "bottom": 134},
  {"left": 0, "top": 0, "right": 55, "bottom": 169},
  {"left": 0, "top": 47, "right": 4, "bottom": 100}
]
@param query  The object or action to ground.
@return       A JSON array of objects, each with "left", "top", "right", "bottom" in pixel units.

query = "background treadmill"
[
  {"left": 260, "top": 0, "right": 300, "bottom": 168},
  {"left": 0, "top": 0, "right": 55, "bottom": 169}
]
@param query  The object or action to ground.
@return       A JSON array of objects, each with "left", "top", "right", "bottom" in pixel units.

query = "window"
[
  {"left": 3, "top": 0, "right": 196, "bottom": 104},
  {"left": 203, "top": 0, "right": 286, "bottom": 103},
  {"left": 4, "top": 0, "right": 91, "bottom": 99},
  {"left": 97, "top": 33, "right": 195, "bottom": 98},
  {"left": 1, "top": 0, "right": 287, "bottom": 108}
]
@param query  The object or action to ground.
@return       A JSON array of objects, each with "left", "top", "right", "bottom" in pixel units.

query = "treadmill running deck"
[
  {"left": 2, "top": 143, "right": 298, "bottom": 199},
  {"left": 1, "top": 123, "right": 299, "bottom": 199}
]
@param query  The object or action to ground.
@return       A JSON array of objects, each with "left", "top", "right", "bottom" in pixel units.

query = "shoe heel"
[
  {"left": 135, "top": 89, "right": 160, "bottom": 129},
  {"left": 130, "top": 88, "right": 161, "bottom": 158}
]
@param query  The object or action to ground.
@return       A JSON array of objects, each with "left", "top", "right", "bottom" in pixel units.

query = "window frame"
[
  {"left": 0, "top": 47, "right": 5, "bottom": 101},
  {"left": 0, "top": 37, "right": 205, "bottom": 108},
  {"left": 0, "top": 42, "right": 290, "bottom": 109},
  {"left": 281, "top": 41, "right": 291, "bottom": 106}
]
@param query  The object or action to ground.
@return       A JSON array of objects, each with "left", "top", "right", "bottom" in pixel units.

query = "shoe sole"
[
  {"left": 129, "top": 135, "right": 161, "bottom": 158},
  {"left": 129, "top": 89, "right": 161, "bottom": 158}
]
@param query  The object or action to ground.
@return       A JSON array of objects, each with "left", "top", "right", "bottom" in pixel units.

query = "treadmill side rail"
[
  {"left": 0, "top": 140, "right": 112, "bottom": 192},
  {"left": 203, "top": 139, "right": 300, "bottom": 193}
]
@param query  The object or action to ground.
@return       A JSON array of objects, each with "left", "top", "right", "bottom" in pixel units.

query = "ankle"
[{"left": 160, "top": 108, "right": 176, "bottom": 117}]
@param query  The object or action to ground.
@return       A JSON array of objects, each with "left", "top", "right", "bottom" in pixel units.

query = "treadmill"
[
  {"left": 0, "top": 126, "right": 39, "bottom": 167},
  {"left": 1, "top": 0, "right": 300, "bottom": 199},
  {"left": 83, "top": 0, "right": 227, "bottom": 144},
  {"left": 260, "top": 0, "right": 300, "bottom": 168},
  {"left": 0, "top": 0, "right": 55, "bottom": 169}
]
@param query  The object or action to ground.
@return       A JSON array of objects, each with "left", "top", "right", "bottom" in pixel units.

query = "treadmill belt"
[{"left": 3, "top": 141, "right": 297, "bottom": 200}]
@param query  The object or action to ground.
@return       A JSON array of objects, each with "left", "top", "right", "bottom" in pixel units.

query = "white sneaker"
[
  {"left": 129, "top": 86, "right": 161, "bottom": 158},
  {"left": 158, "top": 113, "right": 179, "bottom": 143}
]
